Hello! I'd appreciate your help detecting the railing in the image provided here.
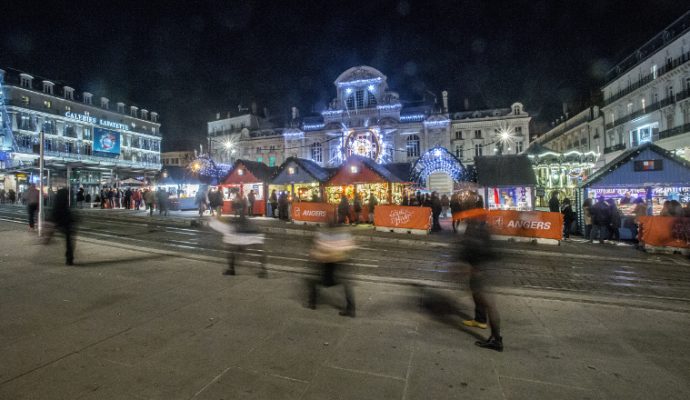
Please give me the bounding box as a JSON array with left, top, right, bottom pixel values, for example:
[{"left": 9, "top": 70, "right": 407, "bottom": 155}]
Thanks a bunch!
[
  {"left": 658, "top": 122, "right": 690, "bottom": 141},
  {"left": 604, "top": 50, "right": 690, "bottom": 106},
  {"left": 603, "top": 143, "right": 626, "bottom": 154},
  {"left": 604, "top": 89, "right": 690, "bottom": 130}
]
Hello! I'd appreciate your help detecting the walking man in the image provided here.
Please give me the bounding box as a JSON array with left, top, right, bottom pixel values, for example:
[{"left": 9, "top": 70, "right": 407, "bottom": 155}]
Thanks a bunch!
[{"left": 26, "top": 183, "right": 40, "bottom": 230}]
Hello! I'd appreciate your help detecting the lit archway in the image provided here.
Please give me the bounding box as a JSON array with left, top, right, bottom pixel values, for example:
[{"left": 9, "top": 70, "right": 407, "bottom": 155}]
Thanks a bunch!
[{"left": 411, "top": 146, "right": 468, "bottom": 192}]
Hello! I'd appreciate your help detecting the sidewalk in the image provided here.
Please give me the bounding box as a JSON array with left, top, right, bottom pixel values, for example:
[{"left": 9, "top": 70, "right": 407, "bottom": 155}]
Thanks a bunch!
[{"left": 0, "top": 222, "right": 688, "bottom": 399}]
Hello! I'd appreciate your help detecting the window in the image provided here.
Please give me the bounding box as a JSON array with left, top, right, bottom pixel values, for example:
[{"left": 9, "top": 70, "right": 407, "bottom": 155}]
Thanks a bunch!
[
  {"left": 151, "top": 112, "right": 158, "bottom": 123},
  {"left": 346, "top": 94, "right": 355, "bottom": 109},
  {"left": 641, "top": 98, "right": 646, "bottom": 111},
  {"left": 64, "top": 87, "right": 74, "bottom": 100},
  {"left": 367, "top": 91, "right": 377, "bottom": 107},
  {"left": 666, "top": 112, "right": 674, "bottom": 129},
  {"left": 455, "top": 130, "right": 463, "bottom": 140},
  {"left": 653, "top": 91, "right": 659, "bottom": 104},
  {"left": 311, "top": 142, "right": 322, "bottom": 163},
  {"left": 455, "top": 145, "right": 463, "bottom": 159},
  {"left": 516, "top": 141, "right": 523, "bottom": 153},
  {"left": 667, "top": 85, "right": 674, "bottom": 99},
  {"left": 514, "top": 126, "right": 523, "bottom": 136},
  {"left": 627, "top": 102, "right": 633, "bottom": 114},
  {"left": 269, "top": 156, "right": 276, "bottom": 167},
  {"left": 64, "top": 124, "right": 76, "bottom": 138},
  {"left": 356, "top": 90, "right": 365, "bottom": 108},
  {"left": 20, "top": 74, "right": 33, "bottom": 88},
  {"left": 101, "top": 98, "right": 109, "bottom": 109},
  {"left": 42, "top": 120, "right": 55, "bottom": 135},
  {"left": 21, "top": 96, "right": 30, "bottom": 106},
  {"left": 117, "top": 103, "right": 125, "bottom": 113},
  {"left": 43, "top": 100, "right": 52, "bottom": 109},
  {"left": 651, "top": 64, "right": 657, "bottom": 79},
  {"left": 474, "top": 129, "right": 482, "bottom": 139},
  {"left": 406, "top": 135, "right": 420, "bottom": 158},
  {"left": 65, "top": 105, "right": 71, "bottom": 112},
  {"left": 475, "top": 144, "right": 483, "bottom": 157},
  {"left": 256, "top": 147, "right": 261, "bottom": 154},
  {"left": 42, "top": 81, "right": 54, "bottom": 95},
  {"left": 130, "top": 106, "right": 138, "bottom": 117},
  {"left": 513, "top": 105, "right": 520, "bottom": 115},
  {"left": 83, "top": 93, "right": 92, "bottom": 105},
  {"left": 141, "top": 109, "right": 148, "bottom": 120}
]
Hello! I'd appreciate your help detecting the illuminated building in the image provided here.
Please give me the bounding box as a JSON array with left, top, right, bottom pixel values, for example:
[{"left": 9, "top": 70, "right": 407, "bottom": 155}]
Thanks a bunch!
[
  {"left": 207, "top": 66, "right": 529, "bottom": 193},
  {"left": 600, "top": 10, "right": 690, "bottom": 163},
  {"left": 0, "top": 68, "right": 161, "bottom": 196}
]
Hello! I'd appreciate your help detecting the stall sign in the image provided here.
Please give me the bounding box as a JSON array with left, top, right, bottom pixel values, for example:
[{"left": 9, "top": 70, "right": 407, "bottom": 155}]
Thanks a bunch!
[
  {"left": 453, "top": 209, "right": 563, "bottom": 240},
  {"left": 634, "top": 160, "right": 663, "bottom": 171},
  {"left": 638, "top": 216, "right": 690, "bottom": 248},
  {"left": 292, "top": 202, "right": 336, "bottom": 224},
  {"left": 374, "top": 205, "right": 431, "bottom": 230}
]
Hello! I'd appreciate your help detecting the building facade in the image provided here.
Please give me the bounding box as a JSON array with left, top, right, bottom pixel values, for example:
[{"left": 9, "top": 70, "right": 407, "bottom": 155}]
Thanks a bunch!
[
  {"left": 600, "top": 11, "right": 690, "bottom": 164},
  {"left": 161, "top": 151, "right": 194, "bottom": 168},
  {"left": 0, "top": 68, "right": 162, "bottom": 196},
  {"left": 207, "top": 66, "right": 530, "bottom": 192}
]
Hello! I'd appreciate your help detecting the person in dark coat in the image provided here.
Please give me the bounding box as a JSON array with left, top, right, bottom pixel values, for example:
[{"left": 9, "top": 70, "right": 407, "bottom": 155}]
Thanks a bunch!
[
  {"left": 76, "top": 187, "right": 85, "bottom": 209},
  {"left": 269, "top": 189, "right": 278, "bottom": 218},
  {"left": 367, "top": 193, "right": 378, "bottom": 223},
  {"left": 590, "top": 197, "right": 611, "bottom": 243},
  {"left": 561, "top": 198, "right": 576, "bottom": 239},
  {"left": 606, "top": 199, "right": 621, "bottom": 241},
  {"left": 278, "top": 192, "right": 289, "bottom": 220},
  {"left": 450, "top": 193, "right": 462, "bottom": 233},
  {"left": 247, "top": 190, "right": 256, "bottom": 217},
  {"left": 430, "top": 191, "right": 442, "bottom": 232},
  {"left": 460, "top": 213, "right": 502, "bottom": 351},
  {"left": 48, "top": 188, "right": 76, "bottom": 265},
  {"left": 548, "top": 192, "right": 560, "bottom": 212},
  {"left": 337, "top": 195, "right": 350, "bottom": 224},
  {"left": 353, "top": 194, "right": 362, "bottom": 225}
]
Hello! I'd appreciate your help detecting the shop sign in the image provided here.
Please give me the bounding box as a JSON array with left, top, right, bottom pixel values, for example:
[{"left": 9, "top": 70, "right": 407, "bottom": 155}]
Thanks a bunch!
[
  {"left": 65, "top": 111, "right": 129, "bottom": 131},
  {"left": 374, "top": 205, "right": 431, "bottom": 230},
  {"left": 639, "top": 216, "right": 690, "bottom": 248},
  {"left": 633, "top": 160, "right": 663, "bottom": 172},
  {"left": 453, "top": 209, "right": 563, "bottom": 240},
  {"left": 291, "top": 202, "right": 336, "bottom": 224}
]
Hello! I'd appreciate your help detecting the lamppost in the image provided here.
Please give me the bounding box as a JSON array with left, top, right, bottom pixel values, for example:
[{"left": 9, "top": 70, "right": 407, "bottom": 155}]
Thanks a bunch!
[
  {"left": 496, "top": 128, "right": 513, "bottom": 156},
  {"left": 38, "top": 129, "right": 45, "bottom": 237}
]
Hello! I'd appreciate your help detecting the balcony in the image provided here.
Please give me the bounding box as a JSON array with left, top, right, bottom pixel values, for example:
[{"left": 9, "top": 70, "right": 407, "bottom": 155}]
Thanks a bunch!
[
  {"left": 658, "top": 122, "right": 690, "bottom": 141},
  {"left": 604, "top": 50, "right": 690, "bottom": 106},
  {"left": 604, "top": 89, "right": 690, "bottom": 130},
  {"left": 604, "top": 143, "right": 626, "bottom": 154},
  {"left": 14, "top": 146, "right": 161, "bottom": 169}
]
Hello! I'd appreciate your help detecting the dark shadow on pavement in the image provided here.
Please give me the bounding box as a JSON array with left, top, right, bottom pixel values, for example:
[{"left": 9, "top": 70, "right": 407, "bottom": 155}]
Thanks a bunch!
[{"left": 416, "top": 286, "right": 485, "bottom": 341}]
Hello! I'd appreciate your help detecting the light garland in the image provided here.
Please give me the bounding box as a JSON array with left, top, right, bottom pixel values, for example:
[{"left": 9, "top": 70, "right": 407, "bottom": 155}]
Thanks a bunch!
[
  {"left": 424, "top": 119, "right": 450, "bottom": 128},
  {"left": 399, "top": 114, "right": 425, "bottom": 122},
  {"left": 302, "top": 123, "right": 325, "bottom": 131},
  {"left": 321, "top": 109, "right": 343, "bottom": 117},
  {"left": 411, "top": 146, "right": 468, "bottom": 186},
  {"left": 336, "top": 77, "right": 383, "bottom": 87},
  {"left": 377, "top": 104, "right": 402, "bottom": 111}
]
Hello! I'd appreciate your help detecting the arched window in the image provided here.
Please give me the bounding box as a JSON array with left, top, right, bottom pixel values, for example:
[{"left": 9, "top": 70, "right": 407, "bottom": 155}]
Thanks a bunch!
[
  {"left": 367, "top": 90, "right": 377, "bottom": 107},
  {"left": 406, "top": 135, "right": 420, "bottom": 158},
  {"left": 311, "top": 142, "right": 322, "bottom": 163}
]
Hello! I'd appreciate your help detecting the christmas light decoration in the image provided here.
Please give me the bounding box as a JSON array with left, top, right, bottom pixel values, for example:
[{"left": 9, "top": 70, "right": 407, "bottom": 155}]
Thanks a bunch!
[
  {"left": 411, "top": 146, "right": 468, "bottom": 187},
  {"left": 399, "top": 114, "right": 425, "bottom": 122},
  {"left": 302, "top": 123, "right": 325, "bottom": 131},
  {"left": 336, "top": 77, "right": 383, "bottom": 87},
  {"left": 423, "top": 119, "right": 450, "bottom": 128},
  {"left": 377, "top": 104, "right": 402, "bottom": 111}
]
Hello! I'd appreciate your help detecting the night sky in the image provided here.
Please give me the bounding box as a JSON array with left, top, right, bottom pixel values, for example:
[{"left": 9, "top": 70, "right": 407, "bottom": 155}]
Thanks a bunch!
[{"left": 2, "top": 0, "right": 688, "bottom": 151}]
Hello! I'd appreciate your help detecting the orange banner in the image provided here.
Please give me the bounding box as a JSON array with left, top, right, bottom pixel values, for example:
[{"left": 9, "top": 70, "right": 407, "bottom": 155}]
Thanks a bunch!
[
  {"left": 639, "top": 216, "right": 690, "bottom": 248},
  {"left": 485, "top": 210, "right": 563, "bottom": 240},
  {"left": 374, "top": 205, "right": 432, "bottom": 230},
  {"left": 291, "top": 202, "right": 337, "bottom": 224}
]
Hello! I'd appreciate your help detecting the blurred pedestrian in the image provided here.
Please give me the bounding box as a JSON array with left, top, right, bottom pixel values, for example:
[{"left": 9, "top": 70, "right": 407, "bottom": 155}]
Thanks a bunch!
[
  {"left": 561, "top": 198, "right": 576, "bottom": 240},
  {"left": 8, "top": 189, "right": 16, "bottom": 204},
  {"left": 460, "top": 213, "right": 502, "bottom": 351},
  {"left": 209, "top": 213, "right": 266, "bottom": 277},
  {"left": 157, "top": 188, "right": 169, "bottom": 216},
  {"left": 367, "top": 192, "right": 378, "bottom": 223},
  {"left": 606, "top": 199, "right": 620, "bottom": 241},
  {"left": 269, "top": 189, "right": 278, "bottom": 218},
  {"left": 46, "top": 188, "right": 76, "bottom": 265},
  {"left": 247, "top": 190, "right": 256, "bottom": 216},
  {"left": 143, "top": 189, "right": 155, "bottom": 216},
  {"left": 441, "top": 194, "right": 450, "bottom": 218},
  {"left": 590, "top": 197, "right": 611, "bottom": 244},
  {"left": 76, "top": 187, "right": 85, "bottom": 209},
  {"left": 549, "top": 191, "right": 560, "bottom": 212},
  {"left": 26, "top": 183, "right": 40, "bottom": 230},
  {"left": 582, "top": 198, "right": 593, "bottom": 240},
  {"left": 431, "top": 191, "right": 442, "bottom": 232},
  {"left": 353, "top": 193, "right": 362, "bottom": 225},
  {"left": 450, "top": 193, "right": 462, "bottom": 233},
  {"left": 337, "top": 195, "right": 350, "bottom": 224},
  {"left": 278, "top": 191, "right": 289, "bottom": 220},
  {"left": 196, "top": 186, "right": 208, "bottom": 217},
  {"left": 307, "top": 223, "right": 356, "bottom": 317}
]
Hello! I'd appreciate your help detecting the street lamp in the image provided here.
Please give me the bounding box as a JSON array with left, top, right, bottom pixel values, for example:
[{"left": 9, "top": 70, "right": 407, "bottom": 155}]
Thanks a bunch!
[{"left": 497, "top": 128, "right": 513, "bottom": 156}]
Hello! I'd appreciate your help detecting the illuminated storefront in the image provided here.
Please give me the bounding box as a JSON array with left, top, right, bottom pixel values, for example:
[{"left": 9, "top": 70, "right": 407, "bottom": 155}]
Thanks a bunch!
[
  {"left": 325, "top": 156, "right": 407, "bottom": 206},
  {"left": 221, "top": 160, "right": 277, "bottom": 215},
  {"left": 528, "top": 148, "right": 599, "bottom": 208},
  {"left": 476, "top": 155, "right": 537, "bottom": 211},
  {"left": 269, "top": 157, "right": 331, "bottom": 203}
]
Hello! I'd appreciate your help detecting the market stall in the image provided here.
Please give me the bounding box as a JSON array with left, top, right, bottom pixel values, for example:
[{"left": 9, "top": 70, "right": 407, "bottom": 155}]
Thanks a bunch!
[
  {"left": 475, "top": 155, "right": 537, "bottom": 211},
  {"left": 220, "top": 160, "right": 277, "bottom": 216},
  {"left": 526, "top": 143, "right": 599, "bottom": 209},
  {"left": 579, "top": 143, "right": 690, "bottom": 239},
  {"left": 270, "top": 157, "right": 331, "bottom": 201},
  {"left": 325, "top": 156, "right": 406, "bottom": 223}
]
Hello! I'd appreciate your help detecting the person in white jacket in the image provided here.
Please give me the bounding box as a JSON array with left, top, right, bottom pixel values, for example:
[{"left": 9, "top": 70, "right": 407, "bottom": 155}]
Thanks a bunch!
[{"left": 209, "top": 215, "right": 266, "bottom": 277}]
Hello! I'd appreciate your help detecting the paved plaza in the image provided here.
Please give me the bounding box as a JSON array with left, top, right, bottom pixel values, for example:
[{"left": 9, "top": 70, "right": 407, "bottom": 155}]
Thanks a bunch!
[{"left": 0, "top": 221, "right": 689, "bottom": 399}]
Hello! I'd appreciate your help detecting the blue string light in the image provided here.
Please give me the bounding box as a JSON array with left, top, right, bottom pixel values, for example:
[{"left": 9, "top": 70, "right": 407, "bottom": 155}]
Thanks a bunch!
[{"left": 411, "top": 146, "right": 468, "bottom": 187}]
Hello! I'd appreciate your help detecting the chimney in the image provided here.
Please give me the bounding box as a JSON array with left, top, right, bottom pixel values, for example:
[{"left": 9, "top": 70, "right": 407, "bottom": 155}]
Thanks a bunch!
[
  {"left": 442, "top": 90, "right": 449, "bottom": 113},
  {"left": 291, "top": 107, "right": 299, "bottom": 120},
  {"left": 464, "top": 97, "right": 469, "bottom": 110}
]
